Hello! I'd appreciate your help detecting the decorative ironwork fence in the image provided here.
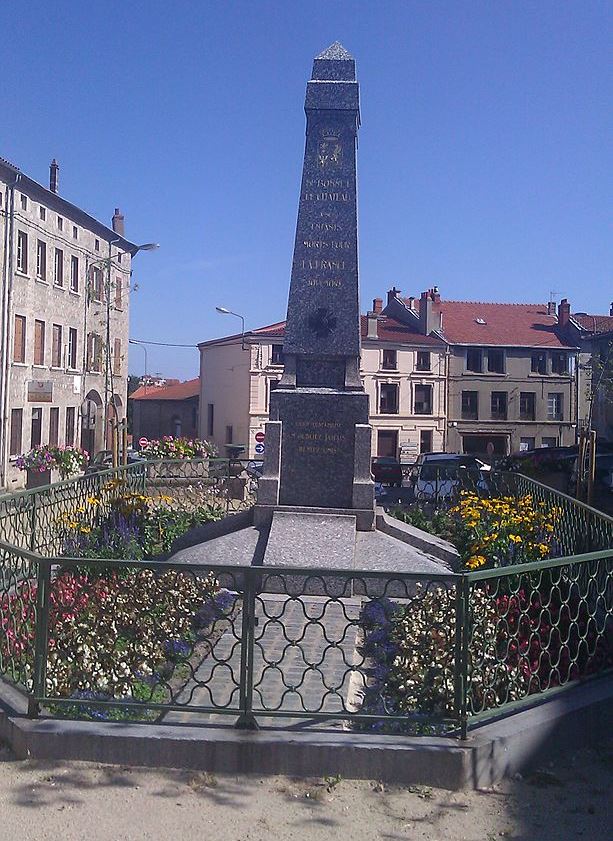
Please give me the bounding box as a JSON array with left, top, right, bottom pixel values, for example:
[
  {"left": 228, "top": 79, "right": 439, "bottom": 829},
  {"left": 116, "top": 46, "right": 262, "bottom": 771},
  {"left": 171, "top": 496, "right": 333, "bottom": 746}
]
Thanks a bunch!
[
  {"left": 0, "top": 462, "right": 611, "bottom": 737},
  {"left": 0, "top": 458, "right": 259, "bottom": 556}
]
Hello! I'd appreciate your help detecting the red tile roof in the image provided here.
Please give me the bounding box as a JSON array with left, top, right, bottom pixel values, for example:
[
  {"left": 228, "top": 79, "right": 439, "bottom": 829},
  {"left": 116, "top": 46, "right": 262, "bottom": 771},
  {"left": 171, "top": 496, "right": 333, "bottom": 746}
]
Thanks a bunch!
[
  {"left": 573, "top": 313, "right": 613, "bottom": 334},
  {"left": 435, "top": 301, "right": 575, "bottom": 348},
  {"left": 360, "top": 315, "right": 444, "bottom": 345},
  {"left": 131, "top": 377, "right": 200, "bottom": 401},
  {"left": 225, "top": 317, "right": 442, "bottom": 346}
]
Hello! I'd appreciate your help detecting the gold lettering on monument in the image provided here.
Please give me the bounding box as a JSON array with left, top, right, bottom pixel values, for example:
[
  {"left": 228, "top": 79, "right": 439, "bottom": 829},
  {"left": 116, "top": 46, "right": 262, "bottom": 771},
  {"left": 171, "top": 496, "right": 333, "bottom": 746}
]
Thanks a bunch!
[
  {"left": 301, "top": 191, "right": 351, "bottom": 203},
  {"left": 291, "top": 419, "right": 346, "bottom": 456},
  {"left": 309, "top": 222, "right": 343, "bottom": 232},
  {"left": 302, "top": 239, "right": 353, "bottom": 250},
  {"left": 300, "top": 259, "right": 345, "bottom": 271},
  {"left": 306, "top": 278, "right": 342, "bottom": 288}
]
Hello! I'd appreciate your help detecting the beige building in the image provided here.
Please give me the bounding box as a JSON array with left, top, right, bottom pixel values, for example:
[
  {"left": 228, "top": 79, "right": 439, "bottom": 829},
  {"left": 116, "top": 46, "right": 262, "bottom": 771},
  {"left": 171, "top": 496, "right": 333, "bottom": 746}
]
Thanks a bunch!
[
  {"left": 199, "top": 287, "right": 596, "bottom": 463},
  {"left": 198, "top": 304, "right": 447, "bottom": 461},
  {"left": 382, "top": 288, "right": 582, "bottom": 457},
  {"left": 0, "top": 156, "right": 140, "bottom": 490}
]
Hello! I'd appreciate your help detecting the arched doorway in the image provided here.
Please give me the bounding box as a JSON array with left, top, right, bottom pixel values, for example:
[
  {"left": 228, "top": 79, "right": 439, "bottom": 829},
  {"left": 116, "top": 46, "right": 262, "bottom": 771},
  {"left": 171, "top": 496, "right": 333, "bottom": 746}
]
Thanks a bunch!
[
  {"left": 172, "top": 415, "right": 182, "bottom": 438},
  {"left": 81, "top": 390, "right": 103, "bottom": 457}
]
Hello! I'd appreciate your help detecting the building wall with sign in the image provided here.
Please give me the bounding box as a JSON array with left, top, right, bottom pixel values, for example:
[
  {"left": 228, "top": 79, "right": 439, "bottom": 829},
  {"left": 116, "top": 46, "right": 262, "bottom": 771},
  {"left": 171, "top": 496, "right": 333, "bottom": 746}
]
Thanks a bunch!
[{"left": 0, "top": 159, "right": 135, "bottom": 490}]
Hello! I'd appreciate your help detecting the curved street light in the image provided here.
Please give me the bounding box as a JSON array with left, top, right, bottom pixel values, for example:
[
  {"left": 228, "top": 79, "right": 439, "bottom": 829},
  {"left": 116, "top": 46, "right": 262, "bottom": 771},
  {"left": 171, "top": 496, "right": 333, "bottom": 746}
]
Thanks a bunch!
[{"left": 216, "top": 306, "right": 246, "bottom": 351}]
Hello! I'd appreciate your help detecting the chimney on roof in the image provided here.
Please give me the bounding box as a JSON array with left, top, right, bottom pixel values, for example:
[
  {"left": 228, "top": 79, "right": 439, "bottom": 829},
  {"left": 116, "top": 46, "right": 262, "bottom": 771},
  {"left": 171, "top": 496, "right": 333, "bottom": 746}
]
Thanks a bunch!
[
  {"left": 372, "top": 297, "right": 383, "bottom": 314},
  {"left": 419, "top": 291, "right": 434, "bottom": 335},
  {"left": 49, "top": 159, "right": 59, "bottom": 194},
  {"left": 112, "top": 207, "right": 125, "bottom": 236},
  {"left": 610, "top": 302, "right": 613, "bottom": 317},
  {"left": 387, "top": 287, "right": 400, "bottom": 307},
  {"left": 558, "top": 298, "right": 571, "bottom": 327},
  {"left": 366, "top": 311, "right": 378, "bottom": 339},
  {"left": 404, "top": 296, "right": 416, "bottom": 311},
  {"left": 431, "top": 286, "right": 441, "bottom": 304},
  {"left": 547, "top": 301, "right": 556, "bottom": 316}
]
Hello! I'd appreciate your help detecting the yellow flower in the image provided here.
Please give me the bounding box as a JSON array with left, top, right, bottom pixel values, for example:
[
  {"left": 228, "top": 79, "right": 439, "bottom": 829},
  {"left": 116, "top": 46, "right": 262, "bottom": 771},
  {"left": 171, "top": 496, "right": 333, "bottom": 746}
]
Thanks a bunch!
[
  {"left": 509, "top": 534, "right": 522, "bottom": 544},
  {"left": 466, "top": 555, "right": 487, "bottom": 570}
]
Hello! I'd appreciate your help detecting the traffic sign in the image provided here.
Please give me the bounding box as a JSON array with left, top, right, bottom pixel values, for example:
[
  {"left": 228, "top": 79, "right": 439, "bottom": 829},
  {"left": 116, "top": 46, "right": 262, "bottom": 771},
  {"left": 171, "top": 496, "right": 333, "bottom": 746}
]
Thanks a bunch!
[
  {"left": 254, "top": 443, "right": 265, "bottom": 455},
  {"left": 138, "top": 437, "right": 149, "bottom": 448},
  {"left": 255, "top": 431, "right": 265, "bottom": 443}
]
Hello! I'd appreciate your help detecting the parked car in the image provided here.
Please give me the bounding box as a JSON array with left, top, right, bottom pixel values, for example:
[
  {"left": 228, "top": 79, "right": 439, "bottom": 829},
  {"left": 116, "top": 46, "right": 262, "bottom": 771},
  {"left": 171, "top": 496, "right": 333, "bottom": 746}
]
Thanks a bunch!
[
  {"left": 409, "top": 453, "right": 491, "bottom": 501},
  {"left": 85, "top": 450, "right": 145, "bottom": 475},
  {"left": 371, "top": 456, "right": 403, "bottom": 487}
]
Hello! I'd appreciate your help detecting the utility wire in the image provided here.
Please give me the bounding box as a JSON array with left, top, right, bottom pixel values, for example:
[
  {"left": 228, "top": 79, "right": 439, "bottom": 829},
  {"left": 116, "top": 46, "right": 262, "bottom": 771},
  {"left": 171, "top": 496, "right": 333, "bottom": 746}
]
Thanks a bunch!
[{"left": 130, "top": 339, "right": 198, "bottom": 347}]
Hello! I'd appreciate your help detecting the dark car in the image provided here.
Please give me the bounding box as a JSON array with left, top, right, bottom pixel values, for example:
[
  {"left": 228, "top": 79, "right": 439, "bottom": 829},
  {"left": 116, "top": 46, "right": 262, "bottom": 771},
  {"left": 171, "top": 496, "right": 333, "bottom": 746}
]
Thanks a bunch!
[
  {"left": 371, "top": 456, "right": 403, "bottom": 487},
  {"left": 85, "top": 450, "right": 145, "bottom": 475}
]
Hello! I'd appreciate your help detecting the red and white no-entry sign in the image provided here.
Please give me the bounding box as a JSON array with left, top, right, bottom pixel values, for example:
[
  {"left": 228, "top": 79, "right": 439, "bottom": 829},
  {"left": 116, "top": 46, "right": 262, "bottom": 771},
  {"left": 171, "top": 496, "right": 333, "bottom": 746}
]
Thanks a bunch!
[
  {"left": 255, "top": 431, "right": 265, "bottom": 443},
  {"left": 138, "top": 437, "right": 149, "bottom": 448}
]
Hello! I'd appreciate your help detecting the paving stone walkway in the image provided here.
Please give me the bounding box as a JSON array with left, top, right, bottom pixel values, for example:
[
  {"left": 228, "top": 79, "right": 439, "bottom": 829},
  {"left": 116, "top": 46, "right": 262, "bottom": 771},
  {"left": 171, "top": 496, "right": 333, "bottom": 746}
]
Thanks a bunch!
[{"left": 163, "top": 594, "right": 363, "bottom": 728}]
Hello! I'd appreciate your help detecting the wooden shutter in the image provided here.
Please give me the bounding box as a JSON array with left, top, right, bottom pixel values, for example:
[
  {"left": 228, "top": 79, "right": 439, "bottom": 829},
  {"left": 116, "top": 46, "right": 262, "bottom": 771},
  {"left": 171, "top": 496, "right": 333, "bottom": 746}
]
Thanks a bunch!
[
  {"left": 49, "top": 407, "right": 59, "bottom": 446},
  {"left": 34, "top": 320, "right": 44, "bottom": 365},
  {"left": 113, "top": 338, "right": 121, "bottom": 374},
  {"left": 14, "top": 315, "right": 25, "bottom": 363},
  {"left": 9, "top": 409, "right": 23, "bottom": 455},
  {"left": 52, "top": 324, "right": 62, "bottom": 368}
]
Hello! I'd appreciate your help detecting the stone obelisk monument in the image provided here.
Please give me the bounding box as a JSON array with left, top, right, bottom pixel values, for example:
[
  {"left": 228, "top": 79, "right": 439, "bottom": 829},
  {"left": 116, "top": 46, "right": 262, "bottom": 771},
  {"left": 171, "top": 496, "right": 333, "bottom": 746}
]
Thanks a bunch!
[{"left": 257, "top": 43, "right": 374, "bottom": 528}]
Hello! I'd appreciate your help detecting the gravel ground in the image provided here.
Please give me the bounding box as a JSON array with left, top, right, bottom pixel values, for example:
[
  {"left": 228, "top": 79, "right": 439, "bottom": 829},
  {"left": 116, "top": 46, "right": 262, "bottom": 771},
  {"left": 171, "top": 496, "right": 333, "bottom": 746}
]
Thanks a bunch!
[{"left": 0, "top": 739, "right": 611, "bottom": 840}]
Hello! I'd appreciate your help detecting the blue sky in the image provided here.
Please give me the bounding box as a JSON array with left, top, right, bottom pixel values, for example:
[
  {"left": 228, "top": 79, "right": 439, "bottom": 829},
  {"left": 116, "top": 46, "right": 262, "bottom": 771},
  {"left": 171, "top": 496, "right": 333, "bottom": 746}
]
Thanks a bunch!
[{"left": 3, "top": 1, "right": 611, "bottom": 379}]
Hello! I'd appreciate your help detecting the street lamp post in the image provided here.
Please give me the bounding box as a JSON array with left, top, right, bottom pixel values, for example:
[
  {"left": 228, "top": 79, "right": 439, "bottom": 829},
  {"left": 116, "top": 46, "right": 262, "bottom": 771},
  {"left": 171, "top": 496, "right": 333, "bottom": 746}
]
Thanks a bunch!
[
  {"left": 129, "top": 340, "right": 148, "bottom": 391},
  {"left": 216, "top": 306, "right": 246, "bottom": 351}
]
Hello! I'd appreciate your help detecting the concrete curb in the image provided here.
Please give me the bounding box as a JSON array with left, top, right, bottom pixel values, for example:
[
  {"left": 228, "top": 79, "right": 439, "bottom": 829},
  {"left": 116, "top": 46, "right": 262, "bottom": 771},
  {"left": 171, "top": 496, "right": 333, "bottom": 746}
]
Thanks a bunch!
[{"left": 1, "top": 677, "right": 610, "bottom": 790}]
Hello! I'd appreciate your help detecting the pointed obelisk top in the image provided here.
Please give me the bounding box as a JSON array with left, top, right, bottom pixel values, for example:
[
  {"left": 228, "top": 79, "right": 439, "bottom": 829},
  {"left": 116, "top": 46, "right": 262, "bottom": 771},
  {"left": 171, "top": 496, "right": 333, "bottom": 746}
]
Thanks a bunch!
[
  {"left": 312, "top": 41, "right": 356, "bottom": 82},
  {"left": 315, "top": 41, "right": 354, "bottom": 61}
]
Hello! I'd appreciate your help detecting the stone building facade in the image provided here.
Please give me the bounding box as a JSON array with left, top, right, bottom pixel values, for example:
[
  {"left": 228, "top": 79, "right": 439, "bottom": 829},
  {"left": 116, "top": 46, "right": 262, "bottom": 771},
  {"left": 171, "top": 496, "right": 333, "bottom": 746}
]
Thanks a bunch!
[
  {"left": 559, "top": 301, "right": 613, "bottom": 443},
  {"left": 383, "top": 288, "right": 582, "bottom": 457},
  {"left": 131, "top": 378, "right": 200, "bottom": 443},
  {"left": 0, "top": 156, "right": 138, "bottom": 490},
  {"left": 199, "top": 288, "right": 602, "bottom": 463}
]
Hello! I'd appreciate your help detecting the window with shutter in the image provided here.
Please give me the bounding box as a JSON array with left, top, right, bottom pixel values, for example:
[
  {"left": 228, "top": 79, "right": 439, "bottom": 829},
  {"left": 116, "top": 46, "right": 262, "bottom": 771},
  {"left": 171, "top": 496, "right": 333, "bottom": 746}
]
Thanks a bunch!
[
  {"left": 68, "top": 328, "right": 78, "bottom": 370},
  {"left": 9, "top": 409, "right": 23, "bottom": 456},
  {"left": 52, "top": 324, "right": 62, "bottom": 368},
  {"left": 113, "top": 338, "right": 121, "bottom": 375},
  {"left": 17, "top": 231, "right": 28, "bottom": 273},
  {"left": 65, "top": 407, "right": 76, "bottom": 446},
  {"left": 54, "top": 248, "right": 64, "bottom": 286},
  {"left": 34, "top": 320, "right": 45, "bottom": 365},
  {"left": 49, "top": 407, "right": 59, "bottom": 446},
  {"left": 14, "top": 315, "right": 26, "bottom": 363}
]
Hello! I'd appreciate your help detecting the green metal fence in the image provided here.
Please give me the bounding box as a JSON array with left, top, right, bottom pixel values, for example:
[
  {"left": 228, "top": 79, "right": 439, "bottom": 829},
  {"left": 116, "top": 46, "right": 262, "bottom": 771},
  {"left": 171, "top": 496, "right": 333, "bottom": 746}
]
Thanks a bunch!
[
  {"left": 0, "top": 458, "right": 258, "bottom": 556},
  {"left": 0, "top": 463, "right": 611, "bottom": 735}
]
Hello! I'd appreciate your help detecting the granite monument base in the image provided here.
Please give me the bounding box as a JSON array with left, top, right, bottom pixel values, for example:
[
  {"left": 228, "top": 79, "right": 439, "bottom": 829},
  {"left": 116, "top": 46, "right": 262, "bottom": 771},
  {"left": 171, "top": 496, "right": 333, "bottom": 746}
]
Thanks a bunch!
[{"left": 269, "top": 388, "right": 370, "bottom": 510}]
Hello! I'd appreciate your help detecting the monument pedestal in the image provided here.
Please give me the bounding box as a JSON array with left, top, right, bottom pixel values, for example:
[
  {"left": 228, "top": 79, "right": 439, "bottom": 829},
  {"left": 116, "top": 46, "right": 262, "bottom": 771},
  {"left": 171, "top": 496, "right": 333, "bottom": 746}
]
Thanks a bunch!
[{"left": 255, "top": 389, "right": 375, "bottom": 530}]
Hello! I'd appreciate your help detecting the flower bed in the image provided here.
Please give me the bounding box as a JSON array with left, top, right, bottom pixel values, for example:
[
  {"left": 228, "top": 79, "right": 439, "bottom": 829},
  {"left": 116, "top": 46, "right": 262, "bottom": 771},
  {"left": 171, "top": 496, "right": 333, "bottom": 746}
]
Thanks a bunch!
[
  {"left": 393, "top": 491, "right": 558, "bottom": 571},
  {"left": 60, "top": 479, "right": 225, "bottom": 560},
  {"left": 140, "top": 436, "right": 215, "bottom": 460},
  {"left": 0, "top": 566, "right": 236, "bottom": 719},
  {"left": 0, "top": 481, "right": 235, "bottom": 719},
  {"left": 358, "top": 577, "right": 611, "bottom": 731}
]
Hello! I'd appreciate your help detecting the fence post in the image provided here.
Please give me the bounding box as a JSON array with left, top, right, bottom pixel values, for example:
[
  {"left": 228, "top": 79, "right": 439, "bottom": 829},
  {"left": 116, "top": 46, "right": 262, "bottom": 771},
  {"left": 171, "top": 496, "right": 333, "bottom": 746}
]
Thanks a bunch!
[
  {"left": 236, "top": 569, "right": 259, "bottom": 729},
  {"left": 29, "top": 558, "right": 51, "bottom": 718},
  {"left": 454, "top": 574, "right": 469, "bottom": 739},
  {"left": 29, "top": 494, "right": 38, "bottom": 553}
]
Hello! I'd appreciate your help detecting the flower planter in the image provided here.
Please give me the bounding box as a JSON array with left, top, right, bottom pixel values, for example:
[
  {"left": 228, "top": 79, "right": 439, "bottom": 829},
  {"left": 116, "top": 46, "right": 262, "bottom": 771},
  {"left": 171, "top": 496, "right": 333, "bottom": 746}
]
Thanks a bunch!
[{"left": 26, "top": 468, "right": 52, "bottom": 490}]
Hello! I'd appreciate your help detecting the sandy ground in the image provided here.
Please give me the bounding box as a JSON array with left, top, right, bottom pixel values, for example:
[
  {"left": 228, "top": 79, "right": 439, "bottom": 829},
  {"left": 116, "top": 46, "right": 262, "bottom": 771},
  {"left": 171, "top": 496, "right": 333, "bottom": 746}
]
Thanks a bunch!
[{"left": 0, "top": 739, "right": 611, "bottom": 841}]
